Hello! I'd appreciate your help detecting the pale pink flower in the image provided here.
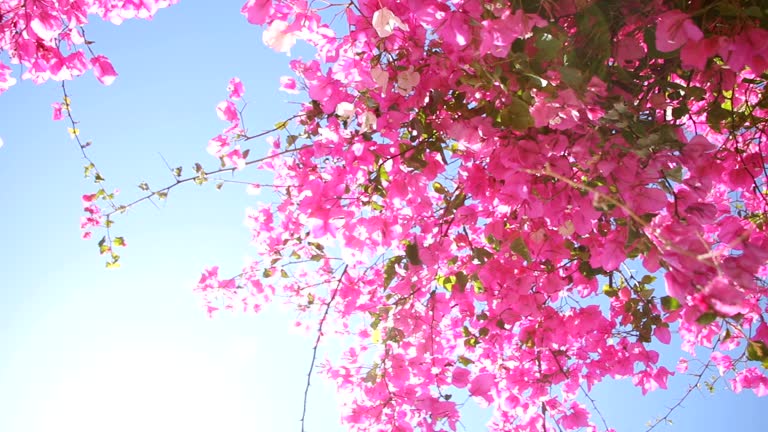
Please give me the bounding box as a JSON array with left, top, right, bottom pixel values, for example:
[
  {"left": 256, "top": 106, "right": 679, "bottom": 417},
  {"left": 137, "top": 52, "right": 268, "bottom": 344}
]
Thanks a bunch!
[
  {"left": 359, "top": 111, "right": 377, "bottom": 132},
  {"left": 371, "top": 8, "right": 409, "bottom": 38},
  {"left": 396, "top": 67, "right": 420, "bottom": 95},
  {"left": 263, "top": 20, "right": 297, "bottom": 54},
  {"left": 335, "top": 101, "right": 354, "bottom": 119}
]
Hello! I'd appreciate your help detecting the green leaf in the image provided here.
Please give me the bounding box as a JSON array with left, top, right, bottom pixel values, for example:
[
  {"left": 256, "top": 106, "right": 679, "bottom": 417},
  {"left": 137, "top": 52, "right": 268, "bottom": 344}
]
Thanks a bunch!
[
  {"left": 534, "top": 30, "right": 563, "bottom": 63},
  {"left": 84, "top": 163, "right": 95, "bottom": 178},
  {"left": 457, "top": 355, "right": 474, "bottom": 366},
  {"left": 660, "top": 296, "right": 681, "bottom": 312},
  {"left": 462, "top": 326, "right": 472, "bottom": 337},
  {"left": 363, "top": 363, "right": 379, "bottom": 384},
  {"left": 370, "top": 312, "right": 381, "bottom": 330},
  {"left": 742, "top": 77, "right": 764, "bottom": 85},
  {"left": 307, "top": 293, "right": 315, "bottom": 306},
  {"left": 603, "top": 284, "right": 619, "bottom": 298},
  {"left": 405, "top": 241, "right": 423, "bottom": 266},
  {"left": 262, "top": 268, "right": 274, "bottom": 278},
  {"left": 464, "top": 336, "right": 479, "bottom": 347},
  {"left": 707, "top": 104, "right": 730, "bottom": 131},
  {"left": 308, "top": 242, "right": 325, "bottom": 252},
  {"left": 494, "top": 97, "right": 533, "bottom": 131},
  {"left": 173, "top": 167, "right": 182, "bottom": 177},
  {"left": 437, "top": 274, "right": 456, "bottom": 292},
  {"left": 112, "top": 237, "right": 126, "bottom": 247},
  {"left": 383, "top": 256, "right": 402, "bottom": 288},
  {"left": 385, "top": 327, "right": 405, "bottom": 343},
  {"left": 138, "top": 182, "right": 150, "bottom": 191},
  {"left": 274, "top": 120, "right": 289, "bottom": 130},
  {"left": 432, "top": 182, "right": 447, "bottom": 195},
  {"left": 745, "top": 5, "right": 763, "bottom": 17},
  {"left": 510, "top": 237, "right": 532, "bottom": 263},
  {"left": 404, "top": 149, "right": 429, "bottom": 171},
  {"left": 377, "top": 164, "right": 390, "bottom": 182},
  {"left": 696, "top": 311, "right": 718, "bottom": 326},
  {"left": 560, "top": 66, "right": 584, "bottom": 89},
  {"left": 473, "top": 279, "right": 485, "bottom": 294},
  {"left": 97, "top": 236, "right": 110, "bottom": 255},
  {"left": 638, "top": 288, "right": 655, "bottom": 300},
  {"left": 664, "top": 166, "right": 683, "bottom": 184},
  {"left": 747, "top": 340, "right": 768, "bottom": 362},
  {"left": 455, "top": 271, "right": 468, "bottom": 291}
]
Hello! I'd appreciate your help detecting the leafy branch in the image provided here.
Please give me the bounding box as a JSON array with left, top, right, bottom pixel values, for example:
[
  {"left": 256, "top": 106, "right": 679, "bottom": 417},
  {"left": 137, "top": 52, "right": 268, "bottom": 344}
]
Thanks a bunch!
[{"left": 103, "top": 143, "right": 311, "bottom": 218}]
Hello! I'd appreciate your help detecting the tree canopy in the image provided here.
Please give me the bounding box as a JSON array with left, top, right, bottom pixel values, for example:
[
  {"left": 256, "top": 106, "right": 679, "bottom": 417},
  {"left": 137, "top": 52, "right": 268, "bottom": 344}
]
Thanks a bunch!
[{"left": 2, "top": 0, "right": 768, "bottom": 431}]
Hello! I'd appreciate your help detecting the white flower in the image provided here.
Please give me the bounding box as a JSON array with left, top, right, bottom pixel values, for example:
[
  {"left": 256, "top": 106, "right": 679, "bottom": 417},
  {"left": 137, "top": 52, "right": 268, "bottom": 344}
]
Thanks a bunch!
[
  {"left": 335, "top": 102, "right": 355, "bottom": 119},
  {"left": 263, "top": 20, "right": 297, "bottom": 54},
  {"left": 372, "top": 7, "right": 409, "bottom": 38}
]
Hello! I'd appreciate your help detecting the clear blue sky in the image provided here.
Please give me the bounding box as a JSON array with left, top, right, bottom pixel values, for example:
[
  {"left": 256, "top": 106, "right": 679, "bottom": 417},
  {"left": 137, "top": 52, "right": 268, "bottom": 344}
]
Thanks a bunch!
[{"left": 0, "top": 2, "right": 764, "bottom": 431}]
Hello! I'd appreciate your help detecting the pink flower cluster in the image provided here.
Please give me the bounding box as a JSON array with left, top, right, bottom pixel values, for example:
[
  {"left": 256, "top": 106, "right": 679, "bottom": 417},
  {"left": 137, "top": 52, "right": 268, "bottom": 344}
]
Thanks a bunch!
[
  {"left": 197, "top": 2, "right": 768, "bottom": 430},
  {"left": 208, "top": 78, "right": 247, "bottom": 170},
  {"left": 189, "top": 1, "right": 768, "bottom": 430},
  {"left": 0, "top": 0, "right": 177, "bottom": 93}
]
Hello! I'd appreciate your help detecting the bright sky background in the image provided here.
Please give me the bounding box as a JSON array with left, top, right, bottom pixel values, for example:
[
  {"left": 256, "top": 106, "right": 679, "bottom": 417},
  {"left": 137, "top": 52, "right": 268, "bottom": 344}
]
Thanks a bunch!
[{"left": 0, "top": 2, "right": 765, "bottom": 431}]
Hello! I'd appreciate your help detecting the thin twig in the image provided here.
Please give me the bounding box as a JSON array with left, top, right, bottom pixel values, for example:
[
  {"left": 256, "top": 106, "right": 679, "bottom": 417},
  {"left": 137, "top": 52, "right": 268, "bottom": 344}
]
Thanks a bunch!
[
  {"left": 104, "top": 145, "right": 311, "bottom": 217},
  {"left": 645, "top": 361, "right": 715, "bottom": 432},
  {"left": 301, "top": 265, "right": 348, "bottom": 432}
]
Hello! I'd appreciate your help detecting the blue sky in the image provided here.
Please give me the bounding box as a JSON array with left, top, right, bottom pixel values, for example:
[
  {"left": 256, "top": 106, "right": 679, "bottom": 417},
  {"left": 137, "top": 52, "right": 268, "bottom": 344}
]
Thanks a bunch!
[{"left": 0, "top": 2, "right": 765, "bottom": 431}]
